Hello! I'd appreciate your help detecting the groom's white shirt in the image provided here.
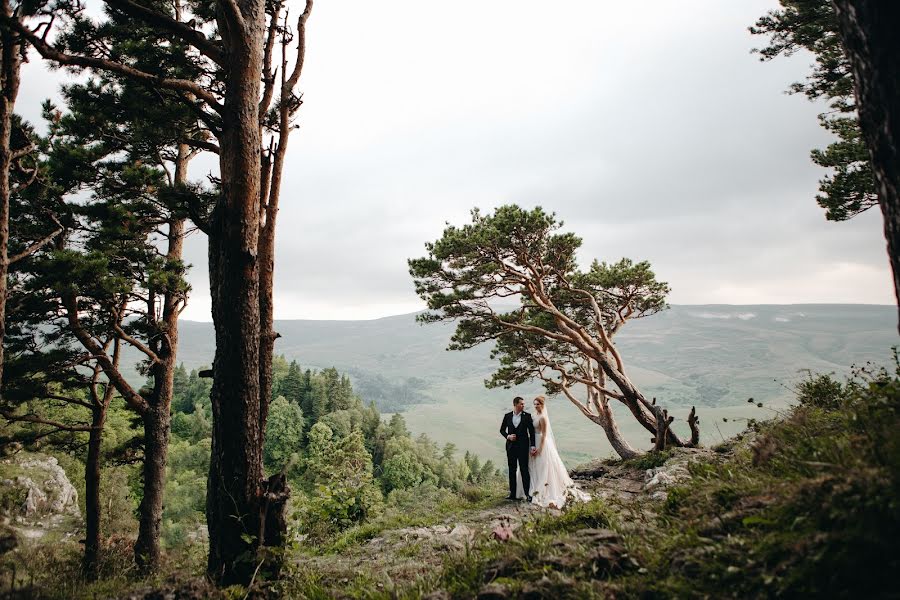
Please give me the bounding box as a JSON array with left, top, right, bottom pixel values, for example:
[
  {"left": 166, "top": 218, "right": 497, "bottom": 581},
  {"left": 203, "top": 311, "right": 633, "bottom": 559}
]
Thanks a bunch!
[{"left": 512, "top": 412, "right": 522, "bottom": 428}]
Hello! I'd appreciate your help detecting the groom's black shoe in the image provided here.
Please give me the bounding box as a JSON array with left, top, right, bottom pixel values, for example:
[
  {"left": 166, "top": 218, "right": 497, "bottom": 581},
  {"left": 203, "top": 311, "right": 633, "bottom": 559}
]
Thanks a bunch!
[
  {"left": 505, "top": 495, "right": 517, "bottom": 501},
  {"left": 524, "top": 495, "right": 533, "bottom": 502}
]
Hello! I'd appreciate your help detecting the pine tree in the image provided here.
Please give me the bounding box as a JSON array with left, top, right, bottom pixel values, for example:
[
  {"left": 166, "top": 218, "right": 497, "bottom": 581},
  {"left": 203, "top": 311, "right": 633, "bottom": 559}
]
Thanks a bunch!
[
  {"left": 9, "top": 0, "right": 315, "bottom": 584},
  {"left": 279, "top": 360, "right": 304, "bottom": 405}
]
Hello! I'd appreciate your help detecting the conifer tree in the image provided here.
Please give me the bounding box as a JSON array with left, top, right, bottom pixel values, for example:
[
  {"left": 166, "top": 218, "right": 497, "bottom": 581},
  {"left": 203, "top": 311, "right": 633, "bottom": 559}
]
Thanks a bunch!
[
  {"left": 752, "top": 0, "right": 876, "bottom": 221},
  {"left": 279, "top": 360, "right": 304, "bottom": 404},
  {"left": 7, "top": 0, "right": 315, "bottom": 583},
  {"left": 410, "top": 205, "right": 700, "bottom": 459},
  {"left": 0, "top": 1, "right": 63, "bottom": 390}
]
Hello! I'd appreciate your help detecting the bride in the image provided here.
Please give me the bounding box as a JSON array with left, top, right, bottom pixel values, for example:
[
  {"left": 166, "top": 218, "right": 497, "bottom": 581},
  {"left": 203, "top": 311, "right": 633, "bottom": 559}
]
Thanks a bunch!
[{"left": 517, "top": 396, "right": 591, "bottom": 508}]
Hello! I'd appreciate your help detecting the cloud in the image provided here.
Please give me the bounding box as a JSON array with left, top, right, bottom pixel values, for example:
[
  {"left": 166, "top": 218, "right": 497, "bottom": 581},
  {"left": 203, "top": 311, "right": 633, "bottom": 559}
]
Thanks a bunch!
[{"left": 15, "top": 0, "right": 896, "bottom": 321}]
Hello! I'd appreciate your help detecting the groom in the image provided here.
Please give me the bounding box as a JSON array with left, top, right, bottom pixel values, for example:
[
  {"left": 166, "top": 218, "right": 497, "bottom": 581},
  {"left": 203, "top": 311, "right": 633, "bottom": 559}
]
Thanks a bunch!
[{"left": 499, "top": 396, "right": 535, "bottom": 501}]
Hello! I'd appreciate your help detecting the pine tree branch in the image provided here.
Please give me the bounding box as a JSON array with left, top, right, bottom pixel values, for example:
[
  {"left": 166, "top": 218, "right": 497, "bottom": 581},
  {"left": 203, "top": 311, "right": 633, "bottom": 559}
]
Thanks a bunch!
[
  {"left": 0, "top": 409, "right": 93, "bottom": 432},
  {"left": 61, "top": 292, "right": 150, "bottom": 415},
  {"left": 10, "top": 143, "right": 34, "bottom": 160},
  {"left": 180, "top": 137, "right": 220, "bottom": 154},
  {"left": 112, "top": 322, "right": 159, "bottom": 364},
  {"left": 104, "top": 0, "right": 225, "bottom": 65},
  {"left": 9, "top": 18, "right": 222, "bottom": 110},
  {"left": 8, "top": 216, "right": 64, "bottom": 265},
  {"left": 10, "top": 164, "right": 39, "bottom": 194},
  {"left": 46, "top": 394, "right": 95, "bottom": 411}
]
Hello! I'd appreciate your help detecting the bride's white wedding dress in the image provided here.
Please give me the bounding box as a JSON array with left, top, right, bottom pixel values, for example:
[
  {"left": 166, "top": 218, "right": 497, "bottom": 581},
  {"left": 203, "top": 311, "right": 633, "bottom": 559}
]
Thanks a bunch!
[{"left": 516, "top": 411, "right": 591, "bottom": 508}]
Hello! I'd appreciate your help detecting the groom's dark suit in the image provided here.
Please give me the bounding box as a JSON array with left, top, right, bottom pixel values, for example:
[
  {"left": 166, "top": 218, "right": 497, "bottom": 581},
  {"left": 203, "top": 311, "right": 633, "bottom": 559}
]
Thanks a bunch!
[{"left": 500, "top": 410, "right": 536, "bottom": 498}]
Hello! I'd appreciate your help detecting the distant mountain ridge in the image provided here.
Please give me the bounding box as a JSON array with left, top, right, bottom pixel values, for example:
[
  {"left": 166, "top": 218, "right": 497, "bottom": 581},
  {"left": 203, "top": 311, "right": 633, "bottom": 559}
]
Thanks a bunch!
[{"left": 125, "top": 304, "right": 897, "bottom": 462}]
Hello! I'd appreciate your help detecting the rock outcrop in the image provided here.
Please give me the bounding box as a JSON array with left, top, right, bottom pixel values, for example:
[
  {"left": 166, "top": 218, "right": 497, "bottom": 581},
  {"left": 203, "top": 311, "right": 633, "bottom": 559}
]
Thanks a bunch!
[{"left": 0, "top": 455, "right": 81, "bottom": 522}]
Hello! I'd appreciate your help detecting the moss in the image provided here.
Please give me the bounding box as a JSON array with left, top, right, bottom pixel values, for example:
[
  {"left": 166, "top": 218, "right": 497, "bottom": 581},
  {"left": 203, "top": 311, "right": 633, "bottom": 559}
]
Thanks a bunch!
[
  {"left": 532, "top": 498, "right": 613, "bottom": 534},
  {"left": 623, "top": 449, "right": 673, "bottom": 471}
]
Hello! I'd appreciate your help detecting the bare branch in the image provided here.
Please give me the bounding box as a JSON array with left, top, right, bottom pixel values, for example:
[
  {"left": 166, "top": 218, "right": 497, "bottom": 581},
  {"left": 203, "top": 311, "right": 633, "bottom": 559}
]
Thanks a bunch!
[
  {"left": 258, "top": 1, "right": 282, "bottom": 122},
  {"left": 113, "top": 322, "right": 160, "bottom": 364},
  {"left": 180, "top": 137, "right": 220, "bottom": 154},
  {"left": 284, "top": 0, "right": 312, "bottom": 93}
]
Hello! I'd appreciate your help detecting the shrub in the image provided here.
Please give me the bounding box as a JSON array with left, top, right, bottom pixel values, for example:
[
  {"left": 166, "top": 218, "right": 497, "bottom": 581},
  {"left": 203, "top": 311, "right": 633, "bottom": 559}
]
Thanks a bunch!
[{"left": 796, "top": 373, "right": 843, "bottom": 410}]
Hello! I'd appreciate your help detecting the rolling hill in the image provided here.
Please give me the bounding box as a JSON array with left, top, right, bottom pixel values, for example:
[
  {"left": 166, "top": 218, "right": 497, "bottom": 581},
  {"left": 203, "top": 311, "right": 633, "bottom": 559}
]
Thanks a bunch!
[{"left": 128, "top": 304, "right": 897, "bottom": 464}]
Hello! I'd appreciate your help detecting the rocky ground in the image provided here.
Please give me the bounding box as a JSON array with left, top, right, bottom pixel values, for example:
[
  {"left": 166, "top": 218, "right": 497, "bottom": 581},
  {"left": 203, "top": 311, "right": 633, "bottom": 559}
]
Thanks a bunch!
[
  {"left": 0, "top": 454, "right": 82, "bottom": 551},
  {"left": 289, "top": 446, "right": 722, "bottom": 597}
]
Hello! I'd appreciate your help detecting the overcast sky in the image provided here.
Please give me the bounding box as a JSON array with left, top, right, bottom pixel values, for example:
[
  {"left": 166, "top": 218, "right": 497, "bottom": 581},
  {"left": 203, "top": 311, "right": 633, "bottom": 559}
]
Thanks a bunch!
[{"left": 17, "top": 0, "right": 896, "bottom": 320}]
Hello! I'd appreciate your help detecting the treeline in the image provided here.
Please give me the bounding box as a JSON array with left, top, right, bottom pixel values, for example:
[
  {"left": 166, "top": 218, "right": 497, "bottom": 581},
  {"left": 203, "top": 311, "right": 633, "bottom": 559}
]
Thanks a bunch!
[{"left": 164, "top": 358, "right": 500, "bottom": 545}]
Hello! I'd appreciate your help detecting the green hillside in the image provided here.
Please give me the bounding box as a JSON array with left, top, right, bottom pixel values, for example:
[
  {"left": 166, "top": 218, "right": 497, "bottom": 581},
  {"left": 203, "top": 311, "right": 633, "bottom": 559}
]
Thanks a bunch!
[{"left": 134, "top": 305, "right": 896, "bottom": 464}]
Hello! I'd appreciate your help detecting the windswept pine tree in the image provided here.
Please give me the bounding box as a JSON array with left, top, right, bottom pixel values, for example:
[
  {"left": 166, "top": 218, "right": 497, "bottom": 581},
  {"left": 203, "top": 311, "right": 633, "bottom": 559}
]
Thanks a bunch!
[{"left": 409, "top": 205, "right": 700, "bottom": 459}]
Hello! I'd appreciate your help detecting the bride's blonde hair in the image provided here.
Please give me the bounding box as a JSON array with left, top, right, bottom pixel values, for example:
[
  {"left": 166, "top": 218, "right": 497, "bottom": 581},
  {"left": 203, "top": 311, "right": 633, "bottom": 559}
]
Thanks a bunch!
[{"left": 534, "top": 395, "right": 545, "bottom": 409}]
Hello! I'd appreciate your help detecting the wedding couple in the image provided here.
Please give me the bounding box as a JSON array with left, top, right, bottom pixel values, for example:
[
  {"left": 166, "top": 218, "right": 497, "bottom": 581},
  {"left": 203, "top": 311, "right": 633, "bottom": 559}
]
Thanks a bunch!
[{"left": 499, "top": 395, "right": 591, "bottom": 508}]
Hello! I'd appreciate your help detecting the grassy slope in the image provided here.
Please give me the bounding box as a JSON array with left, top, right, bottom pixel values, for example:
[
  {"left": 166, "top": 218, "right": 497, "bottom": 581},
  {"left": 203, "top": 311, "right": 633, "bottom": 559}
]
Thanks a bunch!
[
  {"left": 427, "top": 368, "right": 900, "bottom": 599},
  {"left": 3, "top": 361, "right": 898, "bottom": 599},
  {"left": 280, "top": 365, "right": 900, "bottom": 599}
]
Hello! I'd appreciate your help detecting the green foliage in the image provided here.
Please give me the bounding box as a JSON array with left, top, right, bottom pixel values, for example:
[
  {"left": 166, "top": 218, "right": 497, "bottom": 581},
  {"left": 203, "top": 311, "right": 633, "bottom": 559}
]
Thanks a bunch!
[
  {"left": 531, "top": 498, "right": 613, "bottom": 534},
  {"left": 409, "top": 204, "right": 667, "bottom": 401},
  {"left": 0, "top": 485, "right": 28, "bottom": 515},
  {"left": 751, "top": 0, "right": 877, "bottom": 221},
  {"left": 381, "top": 436, "right": 429, "bottom": 492},
  {"left": 276, "top": 360, "right": 304, "bottom": 404},
  {"left": 162, "top": 438, "right": 210, "bottom": 547},
  {"left": 264, "top": 396, "right": 304, "bottom": 472},
  {"left": 296, "top": 424, "right": 382, "bottom": 537},
  {"left": 98, "top": 466, "right": 139, "bottom": 538},
  {"left": 796, "top": 372, "right": 844, "bottom": 410},
  {"left": 171, "top": 366, "right": 212, "bottom": 416}
]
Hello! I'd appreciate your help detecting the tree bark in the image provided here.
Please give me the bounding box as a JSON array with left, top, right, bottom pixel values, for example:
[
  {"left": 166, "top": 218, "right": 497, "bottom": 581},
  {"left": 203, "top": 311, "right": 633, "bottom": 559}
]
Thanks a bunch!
[
  {"left": 0, "top": 0, "right": 21, "bottom": 393},
  {"left": 593, "top": 398, "right": 639, "bottom": 460},
  {"left": 82, "top": 406, "right": 106, "bottom": 580},
  {"left": 134, "top": 147, "right": 187, "bottom": 574},
  {"left": 134, "top": 402, "right": 169, "bottom": 572},
  {"left": 593, "top": 351, "right": 687, "bottom": 447},
  {"left": 206, "top": 0, "right": 268, "bottom": 585},
  {"left": 831, "top": 1, "right": 900, "bottom": 331}
]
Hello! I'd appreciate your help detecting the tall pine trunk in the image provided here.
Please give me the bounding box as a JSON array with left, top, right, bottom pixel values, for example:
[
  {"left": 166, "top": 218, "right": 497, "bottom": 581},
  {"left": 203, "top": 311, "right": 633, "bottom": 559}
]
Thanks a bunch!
[
  {"left": 832, "top": 1, "right": 900, "bottom": 331},
  {"left": 206, "top": 1, "right": 267, "bottom": 584},
  {"left": 82, "top": 406, "right": 106, "bottom": 580},
  {"left": 135, "top": 403, "right": 170, "bottom": 572},
  {"left": 0, "top": 0, "right": 21, "bottom": 391},
  {"left": 134, "top": 147, "right": 187, "bottom": 574}
]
